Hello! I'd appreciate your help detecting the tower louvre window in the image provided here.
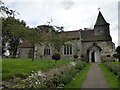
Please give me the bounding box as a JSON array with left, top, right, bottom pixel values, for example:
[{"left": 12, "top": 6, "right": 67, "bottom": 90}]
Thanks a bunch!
[{"left": 98, "top": 30, "right": 102, "bottom": 32}]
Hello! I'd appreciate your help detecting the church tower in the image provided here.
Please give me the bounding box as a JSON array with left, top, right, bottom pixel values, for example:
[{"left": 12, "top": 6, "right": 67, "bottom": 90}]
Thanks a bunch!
[{"left": 94, "top": 11, "right": 110, "bottom": 35}]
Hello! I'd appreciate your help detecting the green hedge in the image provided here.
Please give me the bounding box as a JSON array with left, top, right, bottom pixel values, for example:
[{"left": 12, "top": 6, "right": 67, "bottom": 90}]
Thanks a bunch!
[
  {"left": 47, "top": 62, "right": 87, "bottom": 88},
  {"left": 99, "top": 64, "right": 120, "bottom": 88},
  {"left": 65, "top": 64, "right": 91, "bottom": 88},
  {"left": 104, "top": 62, "right": 120, "bottom": 79},
  {"left": 27, "top": 62, "right": 87, "bottom": 88}
]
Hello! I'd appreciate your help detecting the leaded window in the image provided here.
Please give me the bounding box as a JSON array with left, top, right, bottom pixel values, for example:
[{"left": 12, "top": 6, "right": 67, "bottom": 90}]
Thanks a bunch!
[
  {"left": 44, "top": 46, "right": 50, "bottom": 55},
  {"left": 64, "top": 44, "right": 72, "bottom": 55}
]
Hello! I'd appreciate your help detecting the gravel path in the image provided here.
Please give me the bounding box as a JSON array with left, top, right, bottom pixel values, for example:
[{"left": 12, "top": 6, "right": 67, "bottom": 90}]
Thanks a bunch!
[{"left": 81, "top": 63, "right": 109, "bottom": 88}]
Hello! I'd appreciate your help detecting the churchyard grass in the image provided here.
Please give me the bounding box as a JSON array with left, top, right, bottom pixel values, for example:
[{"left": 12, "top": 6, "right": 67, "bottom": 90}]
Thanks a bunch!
[
  {"left": 0, "top": 59, "right": 2, "bottom": 81},
  {"left": 65, "top": 64, "right": 91, "bottom": 88},
  {"left": 99, "top": 63, "right": 120, "bottom": 88},
  {"left": 2, "top": 59, "right": 71, "bottom": 80}
]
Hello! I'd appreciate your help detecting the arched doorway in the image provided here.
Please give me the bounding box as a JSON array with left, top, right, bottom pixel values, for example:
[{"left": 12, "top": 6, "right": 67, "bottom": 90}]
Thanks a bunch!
[
  {"left": 87, "top": 43, "right": 102, "bottom": 63},
  {"left": 91, "top": 51, "right": 95, "bottom": 62}
]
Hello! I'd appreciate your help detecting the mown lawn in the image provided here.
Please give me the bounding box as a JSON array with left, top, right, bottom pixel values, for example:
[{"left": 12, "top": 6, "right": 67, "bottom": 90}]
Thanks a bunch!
[
  {"left": 2, "top": 59, "right": 71, "bottom": 80},
  {"left": 111, "top": 62, "right": 120, "bottom": 64},
  {"left": 65, "top": 64, "right": 91, "bottom": 88},
  {"left": 99, "top": 63, "right": 120, "bottom": 88},
  {"left": 0, "top": 59, "right": 2, "bottom": 80}
]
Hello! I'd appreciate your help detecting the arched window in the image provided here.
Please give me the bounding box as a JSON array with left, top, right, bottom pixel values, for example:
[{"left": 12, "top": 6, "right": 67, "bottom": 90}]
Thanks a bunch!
[
  {"left": 44, "top": 46, "right": 50, "bottom": 55},
  {"left": 64, "top": 44, "right": 72, "bottom": 55}
]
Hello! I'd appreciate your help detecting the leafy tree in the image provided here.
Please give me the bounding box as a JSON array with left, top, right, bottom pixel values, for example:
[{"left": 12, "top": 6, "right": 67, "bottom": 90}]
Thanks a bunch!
[
  {"left": 35, "top": 25, "right": 70, "bottom": 63},
  {"left": 37, "top": 25, "right": 69, "bottom": 53},
  {"left": 1, "top": 1, "right": 25, "bottom": 58},
  {"left": 116, "top": 46, "right": 120, "bottom": 54},
  {"left": 24, "top": 28, "right": 43, "bottom": 61},
  {"left": 50, "top": 32, "right": 67, "bottom": 53},
  {"left": 2, "top": 17, "right": 27, "bottom": 58},
  {"left": 0, "top": 0, "right": 19, "bottom": 17},
  {"left": 48, "top": 27, "right": 69, "bottom": 53},
  {"left": 37, "top": 25, "right": 55, "bottom": 33}
]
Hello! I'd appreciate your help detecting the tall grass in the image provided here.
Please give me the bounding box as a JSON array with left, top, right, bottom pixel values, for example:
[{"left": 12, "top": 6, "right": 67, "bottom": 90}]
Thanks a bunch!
[
  {"left": 99, "top": 64, "right": 120, "bottom": 88},
  {"left": 2, "top": 59, "right": 71, "bottom": 80},
  {"left": 65, "top": 64, "right": 91, "bottom": 88}
]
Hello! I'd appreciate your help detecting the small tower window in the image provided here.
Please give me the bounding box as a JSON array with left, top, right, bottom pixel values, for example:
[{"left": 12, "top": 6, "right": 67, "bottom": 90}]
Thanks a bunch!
[
  {"left": 98, "top": 30, "right": 102, "bottom": 32},
  {"left": 98, "top": 30, "right": 100, "bottom": 32}
]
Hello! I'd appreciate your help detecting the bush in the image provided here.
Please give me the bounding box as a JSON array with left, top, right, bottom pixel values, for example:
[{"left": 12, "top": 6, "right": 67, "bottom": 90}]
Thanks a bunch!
[
  {"left": 74, "top": 55, "right": 78, "bottom": 59},
  {"left": 112, "top": 65, "right": 118, "bottom": 75},
  {"left": 75, "top": 62, "right": 86, "bottom": 70},
  {"left": 46, "top": 62, "right": 87, "bottom": 88},
  {"left": 104, "top": 62, "right": 119, "bottom": 76},
  {"left": 26, "top": 61, "right": 87, "bottom": 88},
  {"left": 58, "top": 72, "right": 72, "bottom": 85},
  {"left": 52, "top": 53, "right": 61, "bottom": 60}
]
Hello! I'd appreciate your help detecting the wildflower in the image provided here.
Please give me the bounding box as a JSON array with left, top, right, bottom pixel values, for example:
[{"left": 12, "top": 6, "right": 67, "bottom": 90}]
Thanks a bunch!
[
  {"left": 37, "top": 71, "right": 44, "bottom": 76},
  {"left": 35, "top": 81, "right": 38, "bottom": 84},
  {"left": 32, "top": 70, "right": 34, "bottom": 73},
  {"left": 70, "top": 62, "right": 76, "bottom": 66}
]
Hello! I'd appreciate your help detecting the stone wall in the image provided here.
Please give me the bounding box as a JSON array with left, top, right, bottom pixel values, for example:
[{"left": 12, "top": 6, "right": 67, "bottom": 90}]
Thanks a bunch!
[
  {"left": 34, "top": 44, "right": 52, "bottom": 59},
  {"left": 18, "top": 48, "right": 33, "bottom": 58},
  {"left": 81, "top": 41, "right": 115, "bottom": 62},
  {"left": 60, "top": 40, "right": 81, "bottom": 60},
  {"left": 18, "top": 40, "right": 115, "bottom": 62},
  {"left": 34, "top": 39, "right": 82, "bottom": 60}
]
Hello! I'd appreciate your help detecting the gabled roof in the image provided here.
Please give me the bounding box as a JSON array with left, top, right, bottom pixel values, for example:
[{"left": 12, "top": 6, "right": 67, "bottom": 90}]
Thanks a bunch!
[
  {"left": 61, "top": 30, "right": 80, "bottom": 39},
  {"left": 95, "top": 11, "right": 109, "bottom": 25},
  {"left": 81, "top": 30, "right": 112, "bottom": 41},
  {"left": 87, "top": 43, "right": 102, "bottom": 51},
  {"left": 18, "top": 30, "right": 80, "bottom": 48},
  {"left": 18, "top": 29, "right": 112, "bottom": 48},
  {"left": 18, "top": 40, "right": 33, "bottom": 48}
]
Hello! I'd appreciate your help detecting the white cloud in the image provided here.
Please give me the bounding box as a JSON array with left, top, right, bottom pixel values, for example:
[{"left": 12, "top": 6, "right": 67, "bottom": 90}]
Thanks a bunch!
[
  {"left": 3, "top": 0, "right": 119, "bottom": 3},
  {"left": 3, "top": 0, "right": 119, "bottom": 46}
]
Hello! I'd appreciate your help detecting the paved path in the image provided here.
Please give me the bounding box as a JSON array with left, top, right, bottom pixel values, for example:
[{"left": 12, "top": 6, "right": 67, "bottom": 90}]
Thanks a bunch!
[{"left": 82, "top": 63, "right": 109, "bottom": 88}]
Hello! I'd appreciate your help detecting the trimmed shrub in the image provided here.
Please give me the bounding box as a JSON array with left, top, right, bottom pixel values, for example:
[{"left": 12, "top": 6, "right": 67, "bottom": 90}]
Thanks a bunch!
[
  {"left": 74, "top": 55, "right": 78, "bottom": 59},
  {"left": 52, "top": 53, "right": 61, "bottom": 60}
]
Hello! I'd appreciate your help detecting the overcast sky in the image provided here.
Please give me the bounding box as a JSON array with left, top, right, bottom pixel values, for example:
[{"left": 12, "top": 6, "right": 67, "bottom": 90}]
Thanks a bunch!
[{"left": 3, "top": 0, "right": 119, "bottom": 47}]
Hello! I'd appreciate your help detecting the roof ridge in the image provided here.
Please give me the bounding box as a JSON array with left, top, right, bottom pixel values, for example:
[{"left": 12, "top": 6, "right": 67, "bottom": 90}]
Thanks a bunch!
[{"left": 64, "top": 30, "right": 80, "bottom": 32}]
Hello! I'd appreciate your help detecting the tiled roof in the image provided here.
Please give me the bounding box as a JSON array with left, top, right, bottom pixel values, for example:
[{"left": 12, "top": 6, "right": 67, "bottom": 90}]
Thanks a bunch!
[
  {"left": 18, "top": 30, "right": 80, "bottom": 48},
  {"left": 18, "top": 40, "right": 33, "bottom": 48},
  {"left": 61, "top": 30, "right": 80, "bottom": 39},
  {"left": 81, "top": 30, "right": 112, "bottom": 41},
  {"left": 18, "top": 29, "right": 112, "bottom": 48}
]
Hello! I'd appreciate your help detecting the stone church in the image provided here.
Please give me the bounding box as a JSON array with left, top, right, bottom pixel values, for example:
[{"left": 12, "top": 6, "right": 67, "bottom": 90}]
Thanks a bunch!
[{"left": 17, "top": 11, "right": 115, "bottom": 63}]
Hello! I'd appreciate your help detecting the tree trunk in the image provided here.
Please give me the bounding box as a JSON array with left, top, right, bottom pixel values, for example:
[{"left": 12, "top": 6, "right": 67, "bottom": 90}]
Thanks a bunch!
[
  {"left": 32, "top": 46, "right": 34, "bottom": 61},
  {"left": 55, "top": 60, "right": 57, "bottom": 64},
  {"left": 9, "top": 51, "right": 14, "bottom": 58},
  {"left": 13, "top": 46, "right": 18, "bottom": 58}
]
